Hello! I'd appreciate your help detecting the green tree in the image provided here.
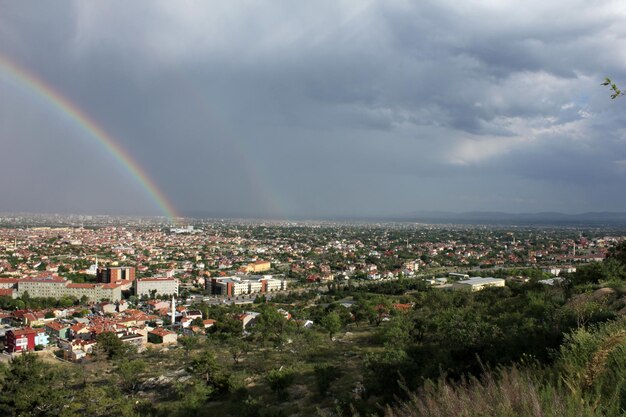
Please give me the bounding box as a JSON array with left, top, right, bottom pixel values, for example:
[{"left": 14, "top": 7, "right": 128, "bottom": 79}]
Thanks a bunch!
[
  {"left": 62, "top": 384, "right": 137, "bottom": 417},
  {"left": 254, "top": 306, "right": 288, "bottom": 346},
  {"left": 179, "top": 335, "right": 201, "bottom": 358},
  {"left": 320, "top": 311, "right": 342, "bottom": 341},
  {"left": 215, "top": 315, "right": 243, "bottom": 339},
  {"left": 189, "top": 350, "right": 226, "bottom": 392},
  {"left": 266, "top": 367, "right": 295, "bottom": 400},
  {"left": 96, "top": 332, "right": 132, "bottom": 360},
  {"left": 116, "top": 359, "right": 146, "bottom": 393},
  {"left": 228, "top": 337, "right": 251, "bottom": 364},
  {"left": 0, "top": 354, "right": 72, "bottom": 416}
]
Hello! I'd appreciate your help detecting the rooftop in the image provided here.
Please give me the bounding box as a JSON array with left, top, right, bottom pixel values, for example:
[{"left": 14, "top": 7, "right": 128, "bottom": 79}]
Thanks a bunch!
[{"left": 457, "top": 277, "right": 505, "bottom": 285}]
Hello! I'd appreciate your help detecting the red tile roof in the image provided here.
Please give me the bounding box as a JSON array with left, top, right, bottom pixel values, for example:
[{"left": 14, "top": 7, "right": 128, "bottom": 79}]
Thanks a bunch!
[
  {"left": 46, "top": 321, "right": 68, "bottom": 331},
  {"left": 10, "top": 327, "right": 37, "bottom": 336},
  {"left": 150, "top": 327, "right": 174, "bottom": 337},
  {"left": 21, "top": 276, "right": 66, "bottom": 283}
]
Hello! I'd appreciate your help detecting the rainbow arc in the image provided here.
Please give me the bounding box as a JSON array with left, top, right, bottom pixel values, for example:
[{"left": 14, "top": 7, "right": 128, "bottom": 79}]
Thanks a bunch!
[{"left": 0, "top": 56, "right": 178, "bottom": 221}]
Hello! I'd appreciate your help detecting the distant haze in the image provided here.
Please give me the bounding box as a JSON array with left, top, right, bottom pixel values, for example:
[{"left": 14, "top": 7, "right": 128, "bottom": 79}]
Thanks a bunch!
[{"left": 2, "top": 1, "right": 626, "bottom": 219}]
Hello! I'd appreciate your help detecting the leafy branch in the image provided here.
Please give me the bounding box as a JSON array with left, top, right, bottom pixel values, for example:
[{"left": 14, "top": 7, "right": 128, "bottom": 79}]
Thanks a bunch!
[{"left": 602, "top": 77, "right": 624, "bottom": 99}]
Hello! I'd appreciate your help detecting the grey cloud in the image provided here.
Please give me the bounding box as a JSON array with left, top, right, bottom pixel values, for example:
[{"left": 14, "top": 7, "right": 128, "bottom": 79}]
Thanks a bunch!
[{"left": 1, "top": 1, "right": 626, "bottom": 217}]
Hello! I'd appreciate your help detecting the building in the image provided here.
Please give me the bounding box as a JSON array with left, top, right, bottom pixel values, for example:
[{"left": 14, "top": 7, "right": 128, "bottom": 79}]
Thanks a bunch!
[
  {"left": 45, "top": 321, "right": 70, "bottom": 340},
  {"left": 6, "top": 328, "right": 35, "bottom": 352},
  {"left": 235, "top": 312, "right": 260, "bottom": 329},
  {"left": 134, "top": 277, "right": 179, "bottom": 298},
  {"left": 0, "top": 288, "right": 16, "bottom": 298},
  {"left": 97, "top": 266, "right": 135, "bottom": 283},
  {"left": 58, "top": 338, "right": 96, "bottom": 361},
  {"left": 6, "top": 327, "right": 48, "bottom": 352},
  {"left": 543, "top": 267, "right": 577, "bottom": 277},
  {"left": 208, "top": 275, "right": 287, "bottom": 297},
  {"left": 34, "top": 329, "right": 49, "bottom": 348},
  {"left": 210, "top": 277, "right": 249, "bottom": 297},
  {"left": 16, "top": 275, "right": 122, "bottom": 302},
  {"left": 451, "top": 277, "right": 506, "bottom": 292},
  {"left": 148, "top": 327, "right": 178, "bottom": 344},
  {"left": 17, "top": 275, "right": 66, "bottom": 299},
  {"left": 242, "top": 260, "right": 271, "bottom": 273},
  {"left": 65, "top": 283, "right": 122, "bottom": 302},
  {"left": 0, "top": 278, "right": 19, "bottom": 289},
  {"left": 119, "top": 332, "right": 145, "bottom": 349},
  {"left": 112, "top": 247, "right": 135, "bottom": 255}
]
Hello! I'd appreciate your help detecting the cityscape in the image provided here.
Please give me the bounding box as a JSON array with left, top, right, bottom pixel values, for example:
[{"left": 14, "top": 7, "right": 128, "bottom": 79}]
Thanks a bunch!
[
  {"left": 0, "top": 214, "right": 626, "bottom": 415},
  {"left": 4, "top": 2, "right": 626, "bottom": 417}
]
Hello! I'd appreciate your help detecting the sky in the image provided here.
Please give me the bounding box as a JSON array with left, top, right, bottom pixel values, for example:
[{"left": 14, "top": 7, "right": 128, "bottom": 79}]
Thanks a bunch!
[{"left": 2, "top": 1, "right": 626, "bottom": 220}]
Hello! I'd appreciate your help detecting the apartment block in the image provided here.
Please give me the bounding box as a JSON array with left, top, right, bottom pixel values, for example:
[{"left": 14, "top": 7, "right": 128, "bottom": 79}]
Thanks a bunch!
[{"left": 134, "top": 277, "right": 179, "bottom": 298}]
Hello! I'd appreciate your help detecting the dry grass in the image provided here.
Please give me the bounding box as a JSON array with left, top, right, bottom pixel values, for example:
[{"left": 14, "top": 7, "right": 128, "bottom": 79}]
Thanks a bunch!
[
  {"left": 583, "top": 330, "right": 626, "bottom": 390},
  {"left": 382, "top": 367, "right": 595, "bottom": 417}
]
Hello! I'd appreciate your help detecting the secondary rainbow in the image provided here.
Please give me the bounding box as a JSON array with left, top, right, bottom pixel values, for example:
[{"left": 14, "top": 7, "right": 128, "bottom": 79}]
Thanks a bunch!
[{"left": 0, "top": 56, "right": 178, "bottom": 221}]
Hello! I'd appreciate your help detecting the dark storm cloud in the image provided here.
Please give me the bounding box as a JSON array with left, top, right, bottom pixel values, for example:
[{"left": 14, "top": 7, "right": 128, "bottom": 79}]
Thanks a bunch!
[{"left": 1, "top": 0, "right": 626, "bottom": 218}]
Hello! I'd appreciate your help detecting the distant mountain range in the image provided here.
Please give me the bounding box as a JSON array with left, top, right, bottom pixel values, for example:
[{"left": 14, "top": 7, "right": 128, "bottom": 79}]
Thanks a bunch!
[
  {"left": 183, "top": 210, "right": 626, "bottom": 226},
  {"left": 395, "top": 211, "right": 626, "bottom": 226}
]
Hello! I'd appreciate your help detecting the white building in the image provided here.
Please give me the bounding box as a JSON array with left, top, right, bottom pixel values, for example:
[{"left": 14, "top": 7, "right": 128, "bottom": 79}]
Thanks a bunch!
[
  {"left": 134, "top": 277, "right": 179, "bottom": 298},
  {"left": 209, "top": 275, "right": 287, "bottom": 297},
  {"left": 248, "top": 280, "right": 263, "bottom": 293},
  {"left": 451, "top": 277, "right": 505, "bottom": 292}
]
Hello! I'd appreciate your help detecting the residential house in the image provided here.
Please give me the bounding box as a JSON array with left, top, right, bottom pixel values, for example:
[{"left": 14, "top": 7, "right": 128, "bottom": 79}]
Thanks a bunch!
[
  {"left": 148, "top": 327, "right": 178, "bottom": 344},
  {"left": 45, "top": 321, "right": 70, "bottom": 340},
  {"left": 6, "top": 327, "right": 48, "bottom": 352}
]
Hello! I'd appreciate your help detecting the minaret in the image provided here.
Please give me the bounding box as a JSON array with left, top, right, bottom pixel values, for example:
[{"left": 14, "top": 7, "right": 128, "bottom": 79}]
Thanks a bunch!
[{"left": 171, "top": 296, "right": 176, "bottom": 329}]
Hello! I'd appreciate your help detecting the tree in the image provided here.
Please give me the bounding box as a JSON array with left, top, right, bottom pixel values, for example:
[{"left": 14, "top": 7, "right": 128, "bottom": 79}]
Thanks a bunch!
[
  {"left": 96, "top": 332, "right": 132, "bottom": 360},
  {"left": 266, "top": 367, "right": 295, "bottom": 400},
  {"left": 179, "top": 335, "right": 201, "bottom": 358},
  {"left": 61, "top": 384, "right": 137, "bottom": 417},
  {"left": 254, "top": 306, "right": 288, "bottom": 346},
  {"left": 0, "top": 353, "right": 72, "bottom": 416},
  {"left": 215, "top": 315, "right": 243, "bottom": 340},
  {"left": 189, "top": 350, "right": 225, "bottom": 391},
  {"left": 228, "top": 337, "right": 251, "bottom": 364},
  {"left": 320, "top": 311, "right": 342, "bottom": 341},
  {"left": 116, "top": 359, "right": 146, "bottom": 393}
]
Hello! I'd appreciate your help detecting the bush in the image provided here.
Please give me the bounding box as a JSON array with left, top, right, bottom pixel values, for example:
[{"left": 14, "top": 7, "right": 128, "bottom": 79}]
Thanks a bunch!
[
  {"left": 266, "top": 367, "right": 295, "bottom": 400},
  {"left": 314, "top": 364, "right": 341, "bottom": 395}
]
